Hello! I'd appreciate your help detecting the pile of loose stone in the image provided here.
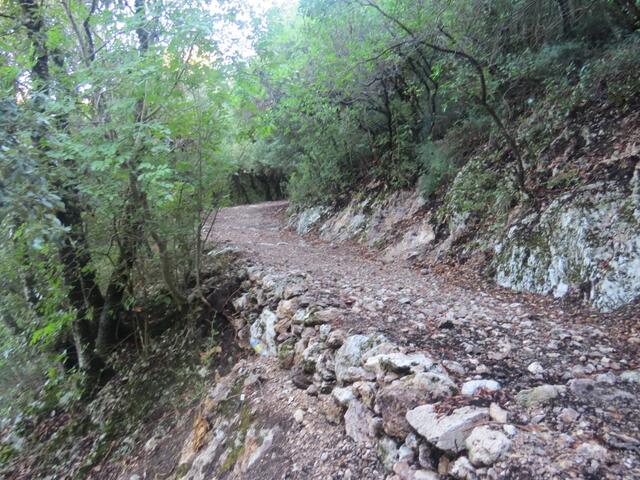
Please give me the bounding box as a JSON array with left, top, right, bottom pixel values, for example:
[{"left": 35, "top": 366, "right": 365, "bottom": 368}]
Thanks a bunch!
[{"left": 220, "top": 264, "right": 640, "bottom": 479}]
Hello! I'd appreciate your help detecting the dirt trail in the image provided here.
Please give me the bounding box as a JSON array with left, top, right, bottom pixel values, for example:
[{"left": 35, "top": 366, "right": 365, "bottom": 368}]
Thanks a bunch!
[
  {"left": 213, "top": 201, "right": 638, "bottom": 371},
  {"left": 206, "top": 201, "right": 640, "bottom": 479}
]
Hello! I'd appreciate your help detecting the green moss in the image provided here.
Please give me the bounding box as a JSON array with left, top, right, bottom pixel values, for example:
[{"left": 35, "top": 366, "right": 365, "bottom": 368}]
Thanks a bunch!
[
  {"left": 619, "top": 200, "right": 639, "bottom": 224},
  {"left": 525, "top": 231, "right": 551, "bottom": 254},
  {"left": 379, "top": 358, "right": 395, "bottom": 373},
  {"left": 371, "top": 238, "right": 386, "bottom": 250},
  {"left": 566, "top": 266, "right": 584, "bottom": 284},
  {"left": 547, "top": 169, "right": 580, "bottom": 189},
  {"left": 76, "top": 436, "right": 114, "bottom": 479},
  {"left": 302, "top": 359, "right": 316, "bottom": 374},
  {"left": 0, "top": 443, "right": 15, "bottom": 465},
  {"left": 216, "top": 375, "right": 247, "bottom": 419},
  {"left": 438, "top": 155, "right": 517, "bottom": 234},
  {"left": 175, "top": 462, "right": 190, "bottom": 479},
  {"left": 218, "top": 403, "right": 252, "bottom": 474},
  {"left": 277, "top": 338, "right": 296, "bottom": 369},
  {"left": 362, "top": 336, "right": 381, "bottom": 352}
]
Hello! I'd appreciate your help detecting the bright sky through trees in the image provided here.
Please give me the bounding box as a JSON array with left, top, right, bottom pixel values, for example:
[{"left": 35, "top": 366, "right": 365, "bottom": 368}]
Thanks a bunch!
[{"left": 213, "top": 0, "right": 299, "bottom": 59}]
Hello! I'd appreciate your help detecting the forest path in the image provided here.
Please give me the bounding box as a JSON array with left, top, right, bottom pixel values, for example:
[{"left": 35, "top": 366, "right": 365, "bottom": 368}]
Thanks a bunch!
[
  {"left": 212, "top": 201, "right": 638, "bottom": 381},
  {"left": 207, "top": 201, "right": 640, "bottom": 478}
]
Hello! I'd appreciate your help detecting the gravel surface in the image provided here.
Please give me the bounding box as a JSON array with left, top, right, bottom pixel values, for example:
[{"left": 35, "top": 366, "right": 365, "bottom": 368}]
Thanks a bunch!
[{"left": 208, "top": 201, "right": 640, "bottom": 479}]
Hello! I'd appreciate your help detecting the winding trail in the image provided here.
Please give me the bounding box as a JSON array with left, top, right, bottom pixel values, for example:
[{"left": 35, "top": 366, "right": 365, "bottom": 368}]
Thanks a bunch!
[{"left": 209, "top": 201, "right": 640, "bottom": 478}]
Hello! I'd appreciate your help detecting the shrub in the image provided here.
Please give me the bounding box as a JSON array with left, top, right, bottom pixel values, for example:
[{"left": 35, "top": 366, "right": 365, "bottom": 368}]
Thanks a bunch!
[{"left": 416, "top": 141, "right": 458, "bottom": 197}]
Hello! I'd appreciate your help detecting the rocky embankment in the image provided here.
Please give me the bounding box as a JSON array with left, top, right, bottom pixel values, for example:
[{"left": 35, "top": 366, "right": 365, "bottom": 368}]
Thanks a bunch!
[
  {"left": 291, "top": 137, "right": 640, "bottom": 313},
  {"left": 171, "top": 247, "right": 640, "bottom": 480}
]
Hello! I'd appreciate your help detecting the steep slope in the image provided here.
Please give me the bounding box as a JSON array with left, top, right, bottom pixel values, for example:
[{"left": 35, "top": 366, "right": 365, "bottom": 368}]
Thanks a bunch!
[{"left": 291, "top": 107, "right": 640, "bottom": 312}]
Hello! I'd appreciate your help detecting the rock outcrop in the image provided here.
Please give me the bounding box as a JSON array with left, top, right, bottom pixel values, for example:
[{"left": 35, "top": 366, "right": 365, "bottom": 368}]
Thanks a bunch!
[
  {"left": 495, "top": 184, "right": 640, "bottom": 311},
  {"left": 289, "top": 177, "right": 640, "bottom": 312}
]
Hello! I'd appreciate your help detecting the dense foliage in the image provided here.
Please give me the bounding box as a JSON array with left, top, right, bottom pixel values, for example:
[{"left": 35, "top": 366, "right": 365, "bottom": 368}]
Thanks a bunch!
[
  {"left": 1, "top": 0, "right": 639, "bottom": 466},
  {"left": 0, "top": 0, "right": 245, "bottom": 410},
  {"left": 229, "top": 0, "right": 639, "bottom": 204}
]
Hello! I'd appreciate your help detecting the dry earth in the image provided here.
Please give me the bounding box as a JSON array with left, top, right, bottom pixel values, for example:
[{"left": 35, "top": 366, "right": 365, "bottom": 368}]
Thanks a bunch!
[
  {"left": 107, "top": 201, "right": 640, "bottom": 480},
  {"left": 198, "top": 201, "right": 640, "bottom": 479}
]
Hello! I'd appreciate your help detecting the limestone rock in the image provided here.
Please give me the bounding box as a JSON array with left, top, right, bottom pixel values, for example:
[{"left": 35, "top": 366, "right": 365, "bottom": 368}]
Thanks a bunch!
[
  {"left": 294, "top": 307, "right": 338, "bottom": 326},
  {"left": 398, "top": 444, "right": 415, "bottom": 462},
  {"left": 461, "top": 380, "right": 501, "bottom": 396},
  {"left": 274, "top": 317, "right": 291, "bottom": 337},
  {"left": 377, "top": 372, "right": 458, "bottom": 438},
  {"left": 353, "top": 381, "right": 377, "bottom": 410},
  {"left": 442, "top": 360, "right": 465, "bottom": 375},
  {"left": 326, "top": 329, "right": 347, "bottom": 349},
  {"left": 378, "top": 436, "right": 399, "bottom": 471},
  {"left": 277, "top": 338, "right": 296, "bottom": 369},
  {"left": 568, "top": 378, "right": 634, "bottom": 403},
  {"left": 301, "top": 339, "right": 325, "bottom": 374},
  {"left": 313, "top": 307, "right": 345, "bottom": 325},
  {"left": 236, "top": 425, "right": 279, "bottom": 473},
  {"left": 283, "top": 281, "right": 306, "bottom": 299},
  {"left": 276, "top": 298, "right": 299, "bottom": 319},
  {"left": 465, "top": 426, "right": 511, "bottom": 466},
  {"left": 319, "top": 323, "right": 332, "bottom": 340},
  {"left": 515, "top": 384, "right": 565, "bottom": 407},
  {"left": 364, "top": 352, "right": 435, "bottom": 375},
  {"left": 489, "top": 403, "right": 508, "bottom": 424},
  {"left": 620, "top": 370, "right": 640, "bottom": 383},
  {"left": 527, "top": 362, "right": 544, "bottom": 375},
  {"left": 393, "top": 460, "right": 413, "bottom": 480},
  {"left": 316, "top": 350, "right": 337, "bottom": 382},
  {"left": 414, "top": 470, "right": 440, "bottom": 480},
  {"left": 418, "top": 443, "right": 433, "bottom": 469},
  {"left": 332, "top": 386, "right": 355, "bottom": 407},
  {"left": 232, "top": 293, "right": 250, "bottom": 311},
  {"left": 249, "top": 309, "right": 278, "bottom": 356},
  {"left": 494, "top": 186, "right": 640, "bottom": 312},
  {"left": 294, "top": 206, "right": 327, "bottom": 235},
  {"left": 334, "top": 334, "right": 386, "bottom": 384},
  {"left": 576, "top": 441, "right": 608, "bottom": 461},
  {"left": 292, "top": 308, "right": 327, "bottom": 327},
  {"left": 406, "top": 405, "right": 489, "bottom": 453},
  {"left": 261, "top": 274, "right": 285, "bottom": 300},
  {"left": 558, "top": 407, "right": 579, "bottom": 423},
  {"left": 344, "top": 399, "right": 376, "bottom": 444},
  {"left": 449, "top": 456, "right": 476, "bottom": 480},
  {"left": 321, "top": 396, "right": 344, "bottom": 425}
]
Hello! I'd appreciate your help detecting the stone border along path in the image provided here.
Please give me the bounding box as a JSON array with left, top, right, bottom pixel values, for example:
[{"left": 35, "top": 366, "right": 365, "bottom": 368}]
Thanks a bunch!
[{"left": 200, "top": 201, "right": 640, "bottom": 479}]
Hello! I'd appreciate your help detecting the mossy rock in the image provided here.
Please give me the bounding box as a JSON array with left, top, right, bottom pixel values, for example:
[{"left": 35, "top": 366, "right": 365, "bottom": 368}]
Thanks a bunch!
[
  {"left": 277, "top": 338, "right": 296, "bottom": 370},
  {"left": 218, "top": 403, "right": 253, "bottom": 474},
  {"left": 0, "top": 443, "right": 15, "bottom": 465}
]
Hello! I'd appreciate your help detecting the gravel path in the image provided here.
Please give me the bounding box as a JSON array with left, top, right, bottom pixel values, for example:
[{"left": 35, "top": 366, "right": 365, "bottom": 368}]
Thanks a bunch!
[{"left": 211, "top": 201, "right": 640, "bottom": 479}]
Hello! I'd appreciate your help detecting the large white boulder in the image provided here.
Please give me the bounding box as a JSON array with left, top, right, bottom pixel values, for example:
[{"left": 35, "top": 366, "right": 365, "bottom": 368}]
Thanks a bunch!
[{"left": 406, "top": 405, "right": 489, "bottom": 453}]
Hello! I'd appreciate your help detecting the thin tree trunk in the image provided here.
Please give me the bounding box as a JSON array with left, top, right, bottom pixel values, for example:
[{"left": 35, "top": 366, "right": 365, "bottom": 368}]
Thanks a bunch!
[
  {"left": 556, "top": 0, "right": 572, "bottom": 36},
  {"left": 360, "top": 0, "right": 528, "bottom": 191},
  {"left": 19, "top": 0, "right": 107, "bottom": 378}
]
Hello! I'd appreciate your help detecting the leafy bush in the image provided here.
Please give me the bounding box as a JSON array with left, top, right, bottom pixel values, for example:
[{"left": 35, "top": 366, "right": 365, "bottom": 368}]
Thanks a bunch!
[
  {"left": 417, "top": 141, "right": 458, "bottom": 197},
  {"left": 578, "top": 34, "right": 640, "bottom": 107},
  {"left": 440, "top": 156, "right": 517, "bottom": 231}
]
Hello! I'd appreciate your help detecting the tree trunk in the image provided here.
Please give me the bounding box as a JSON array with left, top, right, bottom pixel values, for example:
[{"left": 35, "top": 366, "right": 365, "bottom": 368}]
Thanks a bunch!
[
  {"left": 555, "top": 0, "right": 572, "bottom": 36},
  {"left": 19, "top": 0, "right": 108, "bottom": 379},
  {"left": 96, "top": 0, "right": 188, "bottom": 351}
]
